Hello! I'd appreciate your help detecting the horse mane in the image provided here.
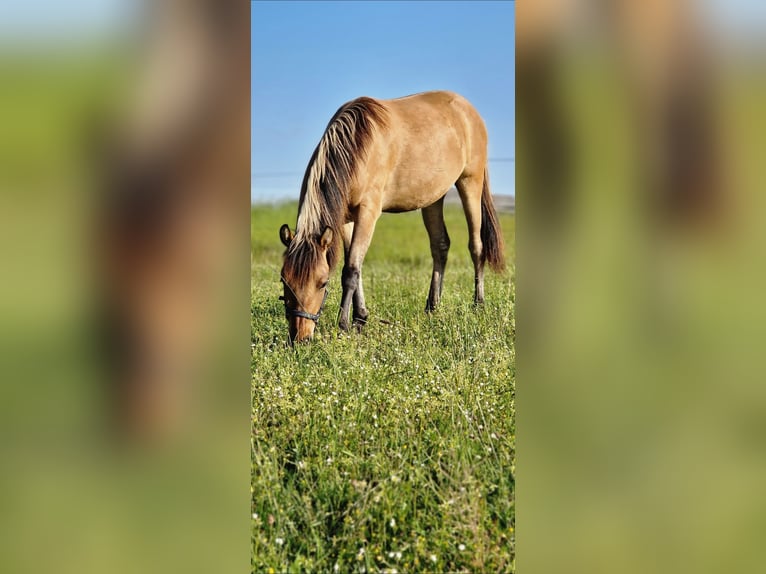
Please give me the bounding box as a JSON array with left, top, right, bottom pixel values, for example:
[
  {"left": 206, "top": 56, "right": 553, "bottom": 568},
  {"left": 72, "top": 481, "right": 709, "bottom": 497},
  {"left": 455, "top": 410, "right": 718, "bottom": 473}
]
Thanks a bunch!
[{"left": 284, "top": 97, "right": 388, "bottom": 285}]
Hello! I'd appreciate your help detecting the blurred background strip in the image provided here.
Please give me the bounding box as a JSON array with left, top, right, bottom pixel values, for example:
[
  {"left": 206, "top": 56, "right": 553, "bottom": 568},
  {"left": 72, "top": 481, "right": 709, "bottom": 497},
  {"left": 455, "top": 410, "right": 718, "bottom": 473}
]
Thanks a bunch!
[
  {"left": 518, "top": 1, "right": 766, "bottom": 573},
  {"left": 0, "top": 1, "right": 250, "bottom": 573}
]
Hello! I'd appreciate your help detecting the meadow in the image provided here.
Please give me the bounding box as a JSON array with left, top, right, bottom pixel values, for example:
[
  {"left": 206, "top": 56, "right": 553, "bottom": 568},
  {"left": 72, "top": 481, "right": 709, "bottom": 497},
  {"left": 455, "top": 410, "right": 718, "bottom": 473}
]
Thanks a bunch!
[{"left": 251, "top": 201, "right": 515, "bottom": 573}]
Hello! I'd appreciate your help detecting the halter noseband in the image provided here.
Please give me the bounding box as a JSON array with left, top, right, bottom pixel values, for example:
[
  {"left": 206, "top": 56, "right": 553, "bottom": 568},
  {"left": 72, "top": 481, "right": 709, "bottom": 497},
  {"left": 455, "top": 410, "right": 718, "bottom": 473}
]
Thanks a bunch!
[{"left": 279, "top": 286, "right": 329, "bottom": 323}]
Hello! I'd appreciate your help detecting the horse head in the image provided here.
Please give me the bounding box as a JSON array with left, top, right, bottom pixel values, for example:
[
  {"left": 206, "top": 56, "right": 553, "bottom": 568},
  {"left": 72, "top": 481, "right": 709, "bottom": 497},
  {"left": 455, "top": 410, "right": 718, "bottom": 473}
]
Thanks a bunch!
[{"left": 279, "top": 224, "right": 334, "bottom": 343}]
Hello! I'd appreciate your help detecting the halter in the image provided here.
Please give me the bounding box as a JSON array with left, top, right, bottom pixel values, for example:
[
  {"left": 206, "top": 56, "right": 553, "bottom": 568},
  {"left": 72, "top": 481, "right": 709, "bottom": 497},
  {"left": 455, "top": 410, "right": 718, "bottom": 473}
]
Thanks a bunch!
[{"left": 279, "top": 284, "right": 329, "bottom": 323}]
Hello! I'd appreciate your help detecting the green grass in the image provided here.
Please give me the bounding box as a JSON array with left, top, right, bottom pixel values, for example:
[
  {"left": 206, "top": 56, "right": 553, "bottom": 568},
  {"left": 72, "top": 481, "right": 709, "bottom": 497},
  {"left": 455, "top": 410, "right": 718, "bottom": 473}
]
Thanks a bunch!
[{"left": 251, "top": 202, "right": 515, "bottom": 573}]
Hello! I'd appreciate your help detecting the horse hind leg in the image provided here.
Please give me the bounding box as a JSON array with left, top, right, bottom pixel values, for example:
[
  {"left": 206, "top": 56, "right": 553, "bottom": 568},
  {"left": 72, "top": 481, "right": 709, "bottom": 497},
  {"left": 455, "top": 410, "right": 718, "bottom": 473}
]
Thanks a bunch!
[
  {"left": 455, "top": 174, "right": 485, "bottom": 304},
  {"left": 342, "top": 222, "right": 369, "bottom": 326},
  {"left": 421, "top": 196, "right": 450, "bottom": 312}
]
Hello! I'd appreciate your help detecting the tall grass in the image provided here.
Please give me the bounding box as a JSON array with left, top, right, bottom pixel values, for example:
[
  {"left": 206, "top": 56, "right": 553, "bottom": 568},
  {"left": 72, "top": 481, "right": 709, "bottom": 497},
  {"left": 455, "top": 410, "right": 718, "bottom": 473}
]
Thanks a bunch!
[{"left": 252, "top": 203, "right": 515, "bottom": 573}]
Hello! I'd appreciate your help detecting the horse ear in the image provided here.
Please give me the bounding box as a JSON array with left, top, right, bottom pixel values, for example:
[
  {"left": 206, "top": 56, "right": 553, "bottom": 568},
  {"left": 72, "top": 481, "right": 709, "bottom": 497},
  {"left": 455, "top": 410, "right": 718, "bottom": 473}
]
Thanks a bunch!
[
  {"left": 279, "top": 224, "right": 294, "bottom": 247},
  {"left": 319, "top": 227, "right": 333, "bottom": 250}
]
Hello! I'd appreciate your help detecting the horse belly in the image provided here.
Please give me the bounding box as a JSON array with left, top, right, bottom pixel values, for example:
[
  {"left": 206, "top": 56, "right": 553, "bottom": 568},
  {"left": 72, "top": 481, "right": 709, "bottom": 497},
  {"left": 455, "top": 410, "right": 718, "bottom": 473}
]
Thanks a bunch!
[
  {"left": 381, "top": 183, "right": 452, "bottom": 213},
  {"left": 381, "top": 153, "right": 463, "bottom": 212}
]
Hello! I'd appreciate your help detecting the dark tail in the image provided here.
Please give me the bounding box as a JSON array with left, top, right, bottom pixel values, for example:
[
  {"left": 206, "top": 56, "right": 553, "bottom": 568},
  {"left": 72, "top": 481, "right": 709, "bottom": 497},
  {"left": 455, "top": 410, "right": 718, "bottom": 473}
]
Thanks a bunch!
[{"left": 480, "top": 167, "right": 506, "bottom": 272}]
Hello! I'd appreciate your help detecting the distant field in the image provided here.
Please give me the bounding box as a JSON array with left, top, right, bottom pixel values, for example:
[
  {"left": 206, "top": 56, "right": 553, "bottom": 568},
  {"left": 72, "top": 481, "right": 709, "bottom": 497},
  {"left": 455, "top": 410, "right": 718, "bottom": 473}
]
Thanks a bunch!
[
  {"left": 251, "top": 202, "right": 515, "bottom": 573},
  {"left": 442, "top": 189, "right": 515, "bottom": 214}
]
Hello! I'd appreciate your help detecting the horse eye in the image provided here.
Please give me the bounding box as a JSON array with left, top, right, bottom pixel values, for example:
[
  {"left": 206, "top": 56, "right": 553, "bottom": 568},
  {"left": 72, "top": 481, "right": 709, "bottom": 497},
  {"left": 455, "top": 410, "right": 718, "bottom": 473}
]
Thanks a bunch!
[{"left": 320, "top": 281, "right": 329, "bottom": 289}]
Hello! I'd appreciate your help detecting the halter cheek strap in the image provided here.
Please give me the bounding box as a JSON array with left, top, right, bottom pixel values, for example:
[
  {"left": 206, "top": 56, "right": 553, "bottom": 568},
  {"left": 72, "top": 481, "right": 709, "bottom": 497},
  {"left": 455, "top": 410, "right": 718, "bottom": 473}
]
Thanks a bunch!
[{"left": 279, "top": 288, "right": 329, "bottom": 323}]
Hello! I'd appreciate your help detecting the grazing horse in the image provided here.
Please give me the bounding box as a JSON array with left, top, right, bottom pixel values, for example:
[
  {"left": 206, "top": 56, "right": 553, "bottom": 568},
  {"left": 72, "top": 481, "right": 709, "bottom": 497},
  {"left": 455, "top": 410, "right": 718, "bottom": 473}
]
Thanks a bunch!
[{"left": 279, "top": 90, "right": 506, "bottom": 343}]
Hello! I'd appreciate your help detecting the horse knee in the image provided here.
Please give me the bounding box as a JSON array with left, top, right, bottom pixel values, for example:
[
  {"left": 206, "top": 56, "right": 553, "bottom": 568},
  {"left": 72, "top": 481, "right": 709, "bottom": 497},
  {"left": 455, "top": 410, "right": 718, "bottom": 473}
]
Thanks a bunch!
[
  {"left": 431, "top": 235, "right": 450, "bottom": 265},
  {"left": 342, "top": 266, "right": 360, "bottom": 291}
]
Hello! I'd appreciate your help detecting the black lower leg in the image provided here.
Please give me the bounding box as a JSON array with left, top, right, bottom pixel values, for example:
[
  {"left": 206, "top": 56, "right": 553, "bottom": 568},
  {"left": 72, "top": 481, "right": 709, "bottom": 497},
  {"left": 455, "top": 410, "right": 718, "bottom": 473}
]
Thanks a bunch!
[
  {"left": 338, "top": 266, "right": 359, "bottom": 331},
  {"left": 352, "top": 272, "right": 368, "bottom": 327}
]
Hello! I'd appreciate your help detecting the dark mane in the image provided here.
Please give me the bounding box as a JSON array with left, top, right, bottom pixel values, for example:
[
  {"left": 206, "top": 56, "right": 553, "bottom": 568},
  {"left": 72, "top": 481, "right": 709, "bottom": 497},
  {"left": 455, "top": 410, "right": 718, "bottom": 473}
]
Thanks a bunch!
[{"left": 283, "top": 97, "right": 388, "bottom": 286}]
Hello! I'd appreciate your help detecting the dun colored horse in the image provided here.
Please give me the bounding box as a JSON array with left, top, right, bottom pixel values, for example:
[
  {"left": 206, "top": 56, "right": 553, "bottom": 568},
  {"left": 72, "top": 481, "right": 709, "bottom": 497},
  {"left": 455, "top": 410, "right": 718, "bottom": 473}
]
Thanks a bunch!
[{"left": 279, "top": 90, "right": 505, "bottom": 343}]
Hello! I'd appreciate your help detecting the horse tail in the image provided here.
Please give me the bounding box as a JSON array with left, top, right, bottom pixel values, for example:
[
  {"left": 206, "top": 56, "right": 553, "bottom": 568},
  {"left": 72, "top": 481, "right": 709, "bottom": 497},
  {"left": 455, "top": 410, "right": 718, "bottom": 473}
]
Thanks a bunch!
[{"left": 480, "top": 166, "right": 506, "bottom": 272}]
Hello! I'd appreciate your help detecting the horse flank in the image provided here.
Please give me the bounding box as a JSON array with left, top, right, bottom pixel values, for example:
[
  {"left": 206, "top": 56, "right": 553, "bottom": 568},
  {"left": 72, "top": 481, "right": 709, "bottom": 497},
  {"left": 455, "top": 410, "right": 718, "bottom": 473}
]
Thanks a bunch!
[{"left": 284, "top": 97, "right": 388, "bottom": 285}]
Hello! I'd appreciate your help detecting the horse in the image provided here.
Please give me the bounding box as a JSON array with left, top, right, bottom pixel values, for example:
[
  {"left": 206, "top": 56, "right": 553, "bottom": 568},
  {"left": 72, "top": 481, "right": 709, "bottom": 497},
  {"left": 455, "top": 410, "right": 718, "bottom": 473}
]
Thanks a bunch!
[{"left": 278, "top": 90, "right": 506, "bottom": 343}]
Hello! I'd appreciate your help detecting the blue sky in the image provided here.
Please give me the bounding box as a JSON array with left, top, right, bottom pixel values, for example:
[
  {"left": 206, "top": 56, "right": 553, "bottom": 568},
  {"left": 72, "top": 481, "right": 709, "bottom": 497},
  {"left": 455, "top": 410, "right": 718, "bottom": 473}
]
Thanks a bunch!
[
  {"left": 0, "top": 0, "right": 134, "bottom": 44},
  {"left": 7, "top": 0, "right": 764, "bottom": 202},
  {"left": 251, "top": 1, "right": 516, "bottom": 202}
]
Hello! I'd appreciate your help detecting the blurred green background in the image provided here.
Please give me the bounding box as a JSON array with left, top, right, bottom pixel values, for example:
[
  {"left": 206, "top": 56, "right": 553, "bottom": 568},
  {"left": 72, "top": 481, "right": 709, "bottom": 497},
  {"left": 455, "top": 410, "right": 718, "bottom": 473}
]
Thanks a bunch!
[
  {"left": 518, "top": 38, "right": 766, "bottom": 574},
  {"left": 0, "top": 25, "right": 248, "bottom": 574}
]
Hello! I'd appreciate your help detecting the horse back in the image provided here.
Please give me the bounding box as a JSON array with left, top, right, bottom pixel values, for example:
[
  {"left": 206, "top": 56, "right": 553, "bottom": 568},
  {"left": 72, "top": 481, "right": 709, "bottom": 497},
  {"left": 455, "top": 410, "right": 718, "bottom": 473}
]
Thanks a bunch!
[{"left": 352, "top": 91, "right": 488, "bottom": 213}]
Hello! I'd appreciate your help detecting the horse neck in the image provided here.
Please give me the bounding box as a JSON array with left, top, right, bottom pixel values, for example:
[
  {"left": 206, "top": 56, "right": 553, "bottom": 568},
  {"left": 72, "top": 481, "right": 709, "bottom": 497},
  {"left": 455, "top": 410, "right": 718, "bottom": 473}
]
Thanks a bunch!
[{"left": 295, "top": 163, "right": 348, "bottom": 240}]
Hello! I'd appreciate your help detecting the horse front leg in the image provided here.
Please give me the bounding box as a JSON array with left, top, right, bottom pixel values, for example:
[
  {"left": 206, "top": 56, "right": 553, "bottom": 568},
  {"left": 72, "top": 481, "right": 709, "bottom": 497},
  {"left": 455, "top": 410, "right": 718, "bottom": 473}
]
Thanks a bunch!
[
  {"left": 341, "top": 222, "right": 369, "bottom": 326},
  {"left": 338, "top": 266, "right": 358, "bottom": 332},
  {"left": 338, "top": 205, "right": 379, "bottom": 331}
]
